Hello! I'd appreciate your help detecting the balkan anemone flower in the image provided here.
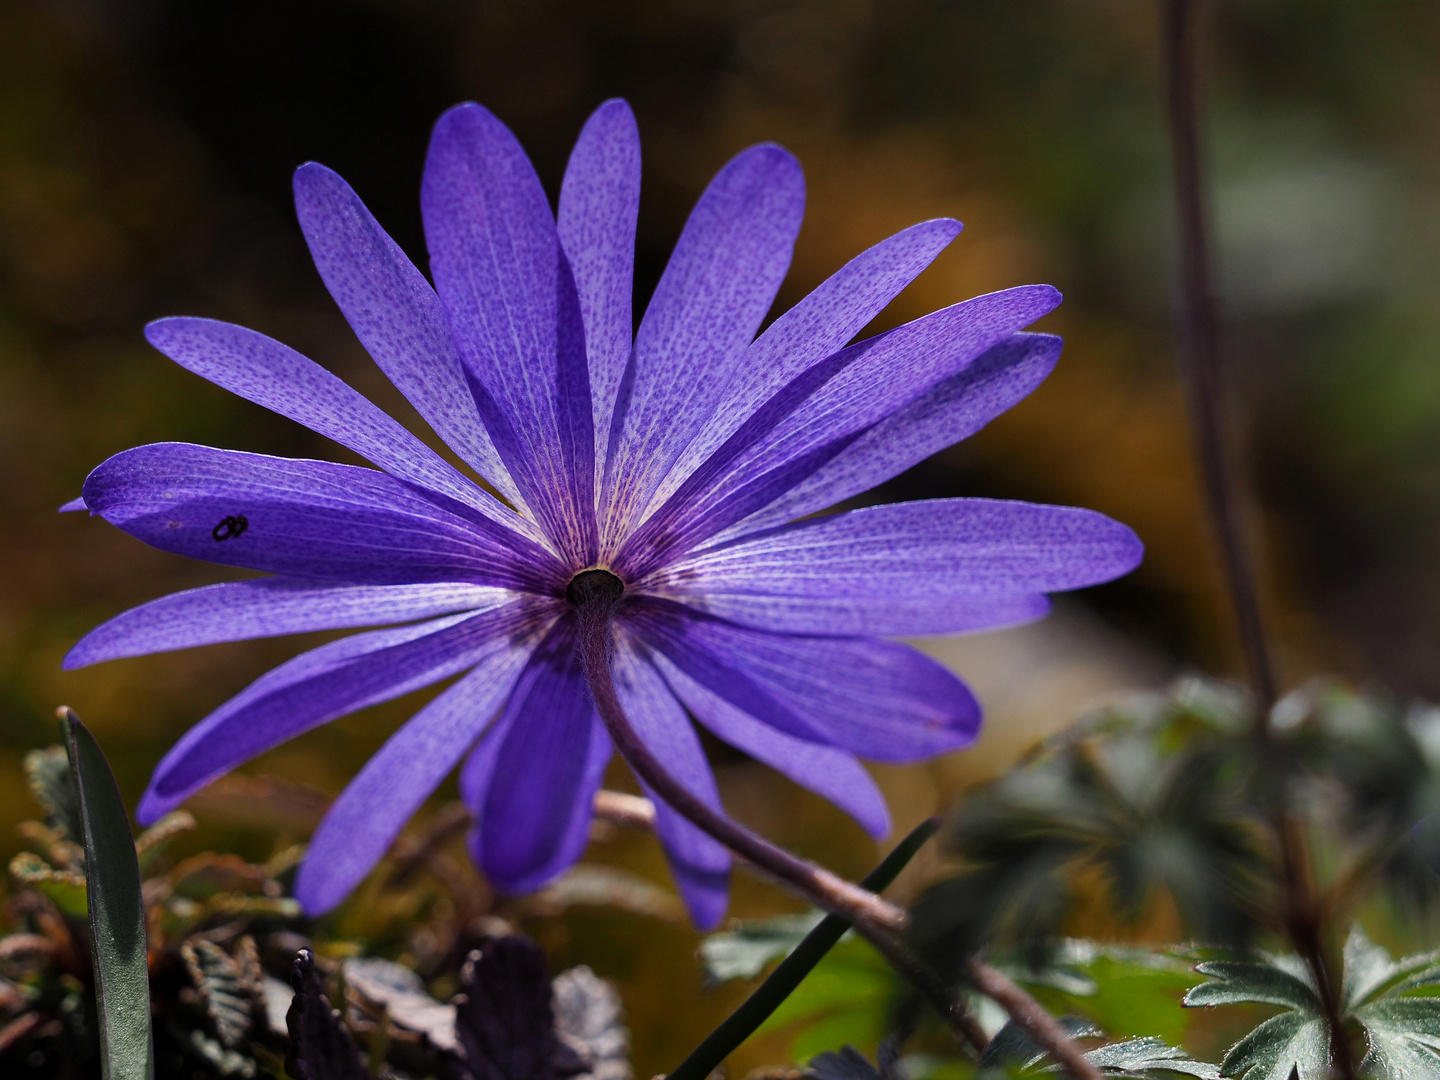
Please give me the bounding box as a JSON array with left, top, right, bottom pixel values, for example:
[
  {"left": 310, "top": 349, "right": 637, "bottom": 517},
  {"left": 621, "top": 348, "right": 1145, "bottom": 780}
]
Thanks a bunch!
[{"left": 63, "top": 100, "right": 1142, "bottom": 928}]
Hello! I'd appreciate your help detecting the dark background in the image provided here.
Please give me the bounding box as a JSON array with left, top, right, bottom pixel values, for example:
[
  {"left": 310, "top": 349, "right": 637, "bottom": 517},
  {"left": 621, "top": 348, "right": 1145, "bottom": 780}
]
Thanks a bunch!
[{"left": 3, "top": 0, "right": 1440, "bottom": 1069}]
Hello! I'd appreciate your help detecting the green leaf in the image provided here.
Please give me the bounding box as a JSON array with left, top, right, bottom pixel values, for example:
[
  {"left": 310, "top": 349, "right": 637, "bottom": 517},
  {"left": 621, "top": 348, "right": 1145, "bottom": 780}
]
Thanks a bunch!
[
  {"left": 1183, "top": 961, "right": 1320, "bottom": 1011},
  {"left": 61, "top": 707, "right": 154, "bottom": 1080},
  {"left": 757, "top": 935, "right": 893, "bottom": 1057},
  {"left": 1219, "top": 1011, "right": 1329, "bottom": 1080},
  {"left": 1354, "top": 998, "right": 1440, "bottom": 1079},
  {"left": 8, "top": 850, "right": 88, "bottom": 916},
  {"left": 700, "top": 913, "right": 825, "bottom": 983},
  {"left": 1080, "top": 1037, "right": 1219, "bottom": 1079}
]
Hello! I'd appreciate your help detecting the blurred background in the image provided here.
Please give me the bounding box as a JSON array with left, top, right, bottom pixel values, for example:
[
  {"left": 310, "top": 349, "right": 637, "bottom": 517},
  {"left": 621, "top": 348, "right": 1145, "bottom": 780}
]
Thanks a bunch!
[{"left": 2, "top": 0, "right": 1439, "bottom": 1072}]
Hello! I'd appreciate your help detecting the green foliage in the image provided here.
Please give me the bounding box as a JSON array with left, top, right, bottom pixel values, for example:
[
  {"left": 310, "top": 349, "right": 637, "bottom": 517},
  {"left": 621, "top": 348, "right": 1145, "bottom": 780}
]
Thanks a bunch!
[
  {"left": 1182, "top": 927, "right": 1440, "bottom": 1080},
  {"left": 701, "top": 914, "right": 826, "bottom": 984},
  {"left": 910, "top": 680, "right": 1268, "bottom": 981},
  {"left": 62, "top": 708, "right": 153, "bottom": 1080}
]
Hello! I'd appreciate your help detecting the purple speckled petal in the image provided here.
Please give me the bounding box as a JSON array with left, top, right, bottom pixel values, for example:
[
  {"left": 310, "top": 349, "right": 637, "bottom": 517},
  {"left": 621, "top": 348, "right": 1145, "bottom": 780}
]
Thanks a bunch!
[
  {"left": 292, "top": 164, "right": 522, "bottom": 507},
  {"left": 295, "top": 637, "right": 537, "bottom": 915},
  {"left": 65, "top": 580, "right": 511, "bottom": 668},
  {"left": 422, "top": 104, "right": 597, "bottom": 564},
  {"left": 617, "top": 286, "right": 1062, "bottom": 573},
  {"left": 646, "top": 219, "right": 961, "bottom": 512},
  {"left": 144, "top": 318, "right": 510, "bottom": 521},
  {"left": 82, "top": 442, "right": 562, "bottom": 588},
  {"left": 469, "top": 619, "right": 613, "bottom": 893},
  {"left": 137, "top": 601, "right": 551, "bottom": 822},
  {"left": 557, "top": 100, "right": 640, "bottom": 473},
  {"left": 612, "top": 633, "right": 730, "bottom": 928},
  {"left": 657, "top": 497, "right": 1141, "bottom": 634},
  {"left": 627, "top": 600, "right": 981, "bottom": 762},
  {"left": 600, "top": 144, "right": 804, "bottom": 547},
  {"left": 654, "top": 653, "right": 890, "bottom": 839},
  {"left": 731, "top": 332, "right": 1061, "bottom": 536}
]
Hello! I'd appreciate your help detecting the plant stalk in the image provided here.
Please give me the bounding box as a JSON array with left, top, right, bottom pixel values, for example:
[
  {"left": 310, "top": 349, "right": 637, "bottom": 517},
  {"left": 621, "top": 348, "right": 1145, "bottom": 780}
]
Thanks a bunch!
[
  {"left": 1158, "top": 4, "right": 1353, "bottom": 1076},
  {"left": 572, "top": 593, "right": 1100, "bottom": 1080}
]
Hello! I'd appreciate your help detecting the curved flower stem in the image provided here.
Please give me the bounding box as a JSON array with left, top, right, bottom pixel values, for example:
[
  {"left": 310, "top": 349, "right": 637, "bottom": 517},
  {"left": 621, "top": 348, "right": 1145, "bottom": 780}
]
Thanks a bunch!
[
  {"left": 572, "top": 594, "right": 1101, "bottom": 1080},
  {"left": 1159, "top": 4, "right": 1353, "bottom": 1077}
]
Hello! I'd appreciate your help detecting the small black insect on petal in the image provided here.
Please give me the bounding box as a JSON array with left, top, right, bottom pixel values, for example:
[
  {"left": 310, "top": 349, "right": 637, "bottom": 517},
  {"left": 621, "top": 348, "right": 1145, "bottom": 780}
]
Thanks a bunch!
[{"left": 212, "top": 514, "right": 249, "bottom": 542}]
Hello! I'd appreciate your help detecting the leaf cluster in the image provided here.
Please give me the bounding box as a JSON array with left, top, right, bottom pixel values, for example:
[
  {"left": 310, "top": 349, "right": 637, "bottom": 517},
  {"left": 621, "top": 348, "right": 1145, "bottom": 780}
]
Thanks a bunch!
[{"left": 0, "top": 746, "right": 647, "bottom": 1080}]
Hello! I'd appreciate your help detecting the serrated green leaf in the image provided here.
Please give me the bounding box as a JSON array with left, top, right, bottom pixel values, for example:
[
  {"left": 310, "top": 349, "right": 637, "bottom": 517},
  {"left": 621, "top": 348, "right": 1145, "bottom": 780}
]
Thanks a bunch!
[
  {"left": 62, "top": 708, "right": 153, "bottom": 1080},
  {"left": 1355, "top": 997, "right": 1440, "bottom": 1079},
  {"left": 1220, "top": 1011, "right": 1329, "bottom": 1080},
  {"left": 1184, "top": 962, "right": 1320, "bottom": 1011},
  {"left": 1081, "top": 1036, "right": 1219, "bottom": 1079},
  {"left": 1341, "top": 926, "right": 1396, "bottom": 1008},
  {"left": 700, "top": 913, "right": 826, "bottom": 983}
]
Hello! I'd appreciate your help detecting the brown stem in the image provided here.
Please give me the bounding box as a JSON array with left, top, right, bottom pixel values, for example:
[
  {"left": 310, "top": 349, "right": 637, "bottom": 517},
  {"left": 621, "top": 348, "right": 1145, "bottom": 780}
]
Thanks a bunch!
[
  {"left": 1160, "top": 0, "right": 1274, "bottom": 709},
  {"left": 1159, "top": 5, "right": 1352, "bottom": 1076},
  {"left": 967, "top": 959, "right": 1103, "bottom": 1080},
  {"left": 570, "top": 578, "right": 1099, "bottom": 1079}
]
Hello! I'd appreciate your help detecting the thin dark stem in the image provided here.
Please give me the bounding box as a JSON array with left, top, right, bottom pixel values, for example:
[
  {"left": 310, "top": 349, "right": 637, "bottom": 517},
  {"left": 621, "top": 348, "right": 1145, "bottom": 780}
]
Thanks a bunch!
[
  {"left": 668, "top": 820, "right": 974, "bottom": 1080},
  {"left": 1160, "top": 0, "right": 1275, "bottom": 710},
  {"left": 574, "top": 596, "right": 906, "bottom": 934},
  {"left": 1159, "top": 5, "right": 1353, "bottom": 1077},
  {"left": 571, "top": 586, "right": 1100, "bottom": 1080}
]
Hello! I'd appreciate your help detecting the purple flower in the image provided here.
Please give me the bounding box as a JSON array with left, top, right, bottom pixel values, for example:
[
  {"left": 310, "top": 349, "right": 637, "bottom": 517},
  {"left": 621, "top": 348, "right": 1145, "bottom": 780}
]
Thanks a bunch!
[{"left": 63, "top": 100, "right": 1141, "bottom": 928}]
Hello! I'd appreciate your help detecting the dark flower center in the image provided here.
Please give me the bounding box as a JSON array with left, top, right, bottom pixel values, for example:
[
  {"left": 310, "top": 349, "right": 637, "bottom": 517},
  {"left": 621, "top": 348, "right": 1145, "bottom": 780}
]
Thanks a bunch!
[{"left": 566, "top": 568, "right": 624, "bottom": 609}]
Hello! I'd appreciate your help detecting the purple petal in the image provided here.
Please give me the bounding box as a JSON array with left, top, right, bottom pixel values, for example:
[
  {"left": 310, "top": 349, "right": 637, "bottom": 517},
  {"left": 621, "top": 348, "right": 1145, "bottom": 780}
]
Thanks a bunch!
[
  {"left": 733, "top": 332, "right": 1061, "bottom": 534},
  {"left": 617, "top": 286, "right": 1062, "bottom": 572},
  {"left": 144, "top": 318, "right": 513, "bottom": 523},
  {"left": 612, "top": 634, "right": 730, "bottom": 928},
  {"left": 59, "top": 497, "right": 86, "bottom": 512},
  {"left": 656, "top": 497, "right": 1141, "bottom": 634},
  {"left": 65, "top": 580, "right": 511, "bottom": 668},
  {"left": 557, "top": 100, "right": 641, "bottom": 473},
  {"left": 647, "top": 219, "right": 961, "bottom": 511},
  {"left": 600, "top": 144, "right": 805, "bottom": 545},
  {"left": 654, "top": 653, "right": 890, "bottom": 839},
  {"left": 295, "top": 640, "right": 536, "bottom": 915},
  {"left": 292, "top": 163, "right": 522, "bottom": 507},
  {"left": 466, "top": 619, "right": 613, "bottom": 893},
  {"left": 137, "top": 601, "right": 553, "bottom": 822},
  {"left": 626, "top": 600, "right": 981, "bottom": 762},
  {"left": 82, "top": 442, "right": 563, "bottom": 588},
  {"left": 422, "top": 104, "right": 597, "bottom": 564}
]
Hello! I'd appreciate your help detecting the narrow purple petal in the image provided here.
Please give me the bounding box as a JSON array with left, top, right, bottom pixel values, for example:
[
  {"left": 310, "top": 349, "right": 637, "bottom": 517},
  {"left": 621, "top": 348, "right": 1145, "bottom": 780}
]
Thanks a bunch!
[
  {"left": 59, "top": 497, "right": 85, "bottom": 512},
  {"left": 654, "top": 653, "right": 891, "bottom": 839},
  {"left": 557, "top": 100, "right": 640, "bottom": 473},
  {"left": 137, "top": 601, "right": 553, "bottom": 822},
  {"left": 617, "top": 286, "right": 1062, "bottom": 573},
  {"left": 654, "top": 497, "right": 1141, "bottom": 634},
  {"left": 292, "top": 163, "right": 522, "bottom": 507},
  {"left": 82, "top": 443, "right": 563, "bottom": 588},
  {"left": 647, "top": 219, "right": 961, "bottom": 512},
  {"left": 600, "top": 144, "right": 805, "bottom": 547},
  {"left": 612, "top": 634, "right": 730, "bottom": 928},
  {"left": 422, "top": 103, "right": 597, "bottom": 564},
  {"left": 65, "top": 580, "right": 511, "bottom": 669},
  {"left": 295, "top": 638, "right": 536, "bottom": 915},
  {"left": 144, "top": 317, "right": 517, "bottom": 524},
  {"left": 468, "top": 619, "right": 613, "bottom": 893},
  {"left": 627, "top": 600, "right": 981, "bottom": 762},
  {"left": 731, "top": 332, "right": 1061, "bottom": 535}
]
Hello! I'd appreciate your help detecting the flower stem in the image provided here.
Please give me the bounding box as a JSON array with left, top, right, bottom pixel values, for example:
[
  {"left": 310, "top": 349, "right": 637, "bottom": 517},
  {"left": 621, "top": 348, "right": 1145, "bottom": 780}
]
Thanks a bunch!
[
  {"left": 1159, "top": 4, "right": 1353, "bottom": 1076},
  {"left": 574, "top": 599, "right": 905, "bottom": 933},
  {"left": 1159, "top": 0, "right": 1275, "bottom": 711},
  {"left": 572, "top": 596, "right": 1100, "bottom": 1080}
]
